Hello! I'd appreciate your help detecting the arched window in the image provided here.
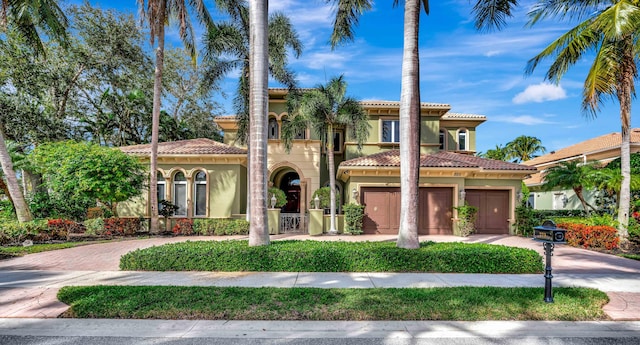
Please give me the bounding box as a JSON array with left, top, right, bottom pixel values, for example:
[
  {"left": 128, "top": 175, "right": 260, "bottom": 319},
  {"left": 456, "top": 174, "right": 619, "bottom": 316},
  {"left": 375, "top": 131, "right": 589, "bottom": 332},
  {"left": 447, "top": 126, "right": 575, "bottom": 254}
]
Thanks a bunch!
[
  {"left": 268, "top": 118, "right": 279, "bottom": 139},
  {"left": 172, "top": 172, "right": 187, "bottom": 216},
  {"left": 439, "top": 129, "right": 446, "bottom": 150},
  {"left": 193, "top": 171, "right": 207, "bottom": 217},
  {"left": 157, "top": 173, "right": 166, "bottom": 211},
  {"left": 457, "top": 129, "right": 468, "bottom": 151}
]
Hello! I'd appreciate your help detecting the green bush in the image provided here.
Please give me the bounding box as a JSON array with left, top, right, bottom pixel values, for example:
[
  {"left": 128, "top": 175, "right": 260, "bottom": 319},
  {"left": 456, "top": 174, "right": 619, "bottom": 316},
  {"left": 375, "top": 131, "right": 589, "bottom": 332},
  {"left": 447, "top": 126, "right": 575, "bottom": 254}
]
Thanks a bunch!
[
  {"left": 0, "top": 219, "right": 48, "bottom": 244},
  {"left": 454, "top": 203, "right": 478, "bottom": 237},
  {"left": 343, "top": 203, "right": 365, "bottom": 235},
  {"left": 310, "top": 187, "right": 340, "bottom": 209},
  {"left": 0, "top": 199, "right": 16, "bottom": 221},
  {"left": 268, "top": 187, "right": 287, "bottom": 208},
  {"left": 120, "top": 240, "right": 543, "bottom": 274},
  {"left": 83, "top": 218, "right": 105, "bottom": 236},
  {"left": 192, "top": 219, "right": 249, "bottom": 236}
]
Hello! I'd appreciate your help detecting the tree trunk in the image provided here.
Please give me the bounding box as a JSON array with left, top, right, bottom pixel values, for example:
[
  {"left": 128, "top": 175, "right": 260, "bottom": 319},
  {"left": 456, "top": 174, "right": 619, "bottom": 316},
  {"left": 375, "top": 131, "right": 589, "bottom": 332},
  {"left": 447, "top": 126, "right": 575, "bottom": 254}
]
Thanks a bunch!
[
  {"left": 616, "top": 39, "right": 634, "bottom": 242},
  {"left": 0, "top": 126, "right": 32, "bottom": 222},
  {"left": 149, "top": 7, "right": 166, "bottom": 234},
  {"left": 248, "top": 0, "right": 270, "bottom": 246},
  {"left": 327, "top": 124, "right": 338, "bottom": 234},
  {"left": 397, "top": 0, "right": 421, "bottom": 249}
]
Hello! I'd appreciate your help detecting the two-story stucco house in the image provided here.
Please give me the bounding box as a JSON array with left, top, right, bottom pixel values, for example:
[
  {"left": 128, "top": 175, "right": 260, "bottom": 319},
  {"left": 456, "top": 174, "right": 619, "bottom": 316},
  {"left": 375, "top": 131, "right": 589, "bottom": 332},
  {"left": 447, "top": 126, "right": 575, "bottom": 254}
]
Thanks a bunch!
[{"left": 119, "top": 89, "right": 536, "bottom": 235}]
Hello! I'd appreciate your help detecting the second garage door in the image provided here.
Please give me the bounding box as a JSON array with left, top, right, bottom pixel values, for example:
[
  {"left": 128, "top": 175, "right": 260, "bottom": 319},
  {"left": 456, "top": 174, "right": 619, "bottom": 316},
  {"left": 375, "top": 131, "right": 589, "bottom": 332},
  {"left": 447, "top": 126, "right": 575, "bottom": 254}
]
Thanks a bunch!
[
  {"left": 465, "top": 190, "right": 510, "bottom": 234},
  {"left": 361, "top": 187, "right": 453, "bottom": 235}
]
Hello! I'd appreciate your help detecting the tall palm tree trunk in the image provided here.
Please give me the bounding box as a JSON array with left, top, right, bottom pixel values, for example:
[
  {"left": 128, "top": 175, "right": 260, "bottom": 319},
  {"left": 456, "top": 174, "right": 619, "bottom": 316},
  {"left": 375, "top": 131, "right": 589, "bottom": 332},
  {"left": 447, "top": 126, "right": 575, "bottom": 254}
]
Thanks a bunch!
[
  {"left": 248, "top": 0, "right": 270, "bottom": 246},
  {"left": 0, "top": 126, "right": 32, "bottom": 222},
  {"left": 616, "top": 37, "right": 634, "bottom": 242},
  {"left": 397, "top": 0, "right": 421, "bottom": 249},
  {"left": 327, "top": 124, "right": 338, "bottom": 234},
  {"left": 149, "top": 6, "right": 166, "bottom": 234}
]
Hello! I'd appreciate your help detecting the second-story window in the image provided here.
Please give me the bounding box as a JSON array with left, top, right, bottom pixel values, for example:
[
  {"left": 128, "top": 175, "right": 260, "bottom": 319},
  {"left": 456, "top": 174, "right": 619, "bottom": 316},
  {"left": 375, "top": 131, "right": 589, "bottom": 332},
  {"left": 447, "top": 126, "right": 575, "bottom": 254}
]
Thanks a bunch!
[
  {"left": 268, "top": 118, "right": 279, "bottom": 139},
  {"left": 458, "top": 129, "right": 468, "bottom": 151},
  {"left": 381, "top": 120, "right": 400, "bottom": 143},
  {"left": 439, "top": 130, "right": 446, "bottom": 150}
]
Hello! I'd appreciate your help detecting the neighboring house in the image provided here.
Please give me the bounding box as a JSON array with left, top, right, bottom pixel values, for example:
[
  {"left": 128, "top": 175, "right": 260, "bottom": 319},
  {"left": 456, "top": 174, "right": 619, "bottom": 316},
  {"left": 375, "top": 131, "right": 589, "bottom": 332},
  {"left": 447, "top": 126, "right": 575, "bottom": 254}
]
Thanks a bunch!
[
  {"left": 120, "top": 89, "right": 536, "bottom": 235},
  {"left": 522, "top": 129, "right": 640, "bottom": 211}
]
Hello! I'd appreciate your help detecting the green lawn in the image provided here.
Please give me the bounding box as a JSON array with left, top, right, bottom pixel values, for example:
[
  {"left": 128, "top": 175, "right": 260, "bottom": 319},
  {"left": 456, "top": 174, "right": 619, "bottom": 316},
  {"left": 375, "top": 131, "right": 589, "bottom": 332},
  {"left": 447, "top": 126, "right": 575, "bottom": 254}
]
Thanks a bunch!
[
  {"left": 0, "top": 242, "right": 94, "bottom": 257},
  {"left": 58, "top": 286, "right": 609, "bottom": 321}
]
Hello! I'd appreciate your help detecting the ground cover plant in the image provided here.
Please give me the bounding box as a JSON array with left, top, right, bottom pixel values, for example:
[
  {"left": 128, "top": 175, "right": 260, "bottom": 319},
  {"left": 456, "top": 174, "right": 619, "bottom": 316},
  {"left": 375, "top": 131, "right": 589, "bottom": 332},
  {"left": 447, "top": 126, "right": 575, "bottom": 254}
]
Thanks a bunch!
[
  {"left": 57, "top": 286, "right": 608, "bottom": 321},
  {"left": 120, "top": 240, "right": 543, "bottom": 273}
]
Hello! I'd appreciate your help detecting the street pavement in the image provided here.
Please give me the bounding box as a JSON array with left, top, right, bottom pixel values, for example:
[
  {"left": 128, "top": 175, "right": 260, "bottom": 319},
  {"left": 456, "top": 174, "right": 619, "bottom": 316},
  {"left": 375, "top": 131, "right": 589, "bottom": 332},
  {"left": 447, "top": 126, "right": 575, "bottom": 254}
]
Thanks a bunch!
[{"left": 0, "top": 234, "right": 639, "bottom": 340}]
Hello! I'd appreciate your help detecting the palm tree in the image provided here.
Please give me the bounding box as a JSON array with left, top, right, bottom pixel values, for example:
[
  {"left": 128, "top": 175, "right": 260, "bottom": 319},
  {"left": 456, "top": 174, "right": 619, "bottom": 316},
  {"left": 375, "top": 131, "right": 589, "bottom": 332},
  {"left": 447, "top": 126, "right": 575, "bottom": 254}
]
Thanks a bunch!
[
  {"left": 525, "top": 0, "right": 640, "bottom": 240},
  {"left": 283, "top": 75, "right": 370, "bottom": 234},
  {"left": 589, "top": 166, "right": 640, "bottom": 210},
  {"left": 327, "top": 0, "right": 519, "bottom": 248},
  {"left": 137, "top": 0, "right": 214, "bottom": 232},
  {"left": 247, "top": 0, "right": 270, "bottom": 246},
  {"left": 0, "top": 0, "right": 68, "bottom": 222},
  {"left": 478, "top": 144, "right": 509, "bottom": 161},
  {"left": 203, "top": 4, "right": 302, "bottom": 145},
  {"left": 542, "top": 160, "right": 597, "bottom": 214},
  {"left": 505, "top": 135, "right": 546, "bottom": 163}
]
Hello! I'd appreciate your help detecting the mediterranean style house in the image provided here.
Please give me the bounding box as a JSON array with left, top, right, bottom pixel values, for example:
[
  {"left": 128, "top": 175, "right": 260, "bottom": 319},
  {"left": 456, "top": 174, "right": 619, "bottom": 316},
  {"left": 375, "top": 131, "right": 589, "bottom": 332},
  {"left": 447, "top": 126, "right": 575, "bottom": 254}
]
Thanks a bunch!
[
  {"left": 522, "top": 129, "right": 640, "bottom": 211},
  {"left": 119, "top": 89, "right": 536, "bottom": 235}
]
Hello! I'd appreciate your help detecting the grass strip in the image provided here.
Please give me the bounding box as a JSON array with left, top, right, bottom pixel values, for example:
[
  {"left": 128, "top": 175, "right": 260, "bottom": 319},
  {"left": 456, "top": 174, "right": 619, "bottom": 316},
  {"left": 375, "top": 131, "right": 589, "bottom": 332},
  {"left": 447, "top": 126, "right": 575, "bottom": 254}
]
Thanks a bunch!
[
  {"left": 120, "top": 240, "right": 543, "bottom": 273},
  {"left": 619, "top": 253, "right": 640, "bottom": 261},
  {"left": 0, "top": 242, "right": 95, "bottom": 256},
  {"left": 58, "top": 286, "right": 608, "bottom": 321}
]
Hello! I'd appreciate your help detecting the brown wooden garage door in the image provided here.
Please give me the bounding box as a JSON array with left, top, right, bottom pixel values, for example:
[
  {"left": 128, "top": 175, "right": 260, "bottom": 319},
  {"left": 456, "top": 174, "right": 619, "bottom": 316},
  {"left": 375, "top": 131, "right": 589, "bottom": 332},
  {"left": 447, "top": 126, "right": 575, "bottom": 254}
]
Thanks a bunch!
[
  {"left": 361, "top": 187, "right": 453, "bottom": 235},
  {"left": 465, "top": 190, "right": 510, "bottom": 234}
]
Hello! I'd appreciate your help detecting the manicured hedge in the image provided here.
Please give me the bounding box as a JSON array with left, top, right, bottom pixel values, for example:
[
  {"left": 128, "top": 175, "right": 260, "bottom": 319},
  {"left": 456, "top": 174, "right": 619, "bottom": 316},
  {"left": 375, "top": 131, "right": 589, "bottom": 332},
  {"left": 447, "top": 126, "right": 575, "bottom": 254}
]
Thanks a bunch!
[
  {"left": 557, "top": 222, "right": 619, "bottom": 250},
  {"left": 119, "top": 240, "right": 543, "bottom": 273}
]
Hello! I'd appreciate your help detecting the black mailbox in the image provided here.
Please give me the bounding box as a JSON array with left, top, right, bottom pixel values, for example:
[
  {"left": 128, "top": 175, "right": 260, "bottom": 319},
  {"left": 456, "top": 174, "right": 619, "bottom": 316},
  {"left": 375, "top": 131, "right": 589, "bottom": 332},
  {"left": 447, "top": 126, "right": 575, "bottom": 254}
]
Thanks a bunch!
[{"left": 533, "top": 220, "right": 567, "bottom": 244}]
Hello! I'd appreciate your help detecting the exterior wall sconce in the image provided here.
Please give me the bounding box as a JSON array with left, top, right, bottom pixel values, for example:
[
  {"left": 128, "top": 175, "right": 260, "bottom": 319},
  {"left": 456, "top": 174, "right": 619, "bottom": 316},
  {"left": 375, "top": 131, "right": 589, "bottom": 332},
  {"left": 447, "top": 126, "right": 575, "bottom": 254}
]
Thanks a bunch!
[
  {"left": 459, "top": 189, "right": 466, "bottom": 202},
  {"left": 561, "top": 195, "right": 569, "bottom": 208},
  {"left": 313, "top": 195, "right": 320, "bottom": 209},
  {"left": 352, "top": 188, "right": 359, "bottom": 203},
  {"left": 270, "top": 194, "right": 277, "bottom": 209},
  {"left": 517, "top": 189, "right": 524, "bottom": 202}
]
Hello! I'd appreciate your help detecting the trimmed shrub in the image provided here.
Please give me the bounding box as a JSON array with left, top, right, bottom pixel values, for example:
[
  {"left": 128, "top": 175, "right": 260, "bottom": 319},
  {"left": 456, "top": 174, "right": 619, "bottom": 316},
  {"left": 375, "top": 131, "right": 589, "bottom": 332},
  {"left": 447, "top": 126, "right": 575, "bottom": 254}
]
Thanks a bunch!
[
  {"left": 0, "top": 220, "right": 48, "bottom": 244},
  {"left": 268, "top": 187, "right": 287, "bottom": 208},
  {"left": 48, "top": 219, "right": 85, "bottom": 239},
  {"left": 120, "top": 240, "right": 543, "bottom": 274},
  {"left": 172, "top": 218, "right": 194, "bottom": 236},
  {"left": 83, "top": 218, "right": 105, "bottom": 236},
  {"left": 343, "top": 203, "right": 365, "bottom": 235},
  {"left": 192, "top": 219, "right": 249, "bottom": 236},
  {"left": 558, "top": 222, "right": 619, "bottom": 250},
  {"left": 103, "top": 217, "right": 143, "bottom": 236}
]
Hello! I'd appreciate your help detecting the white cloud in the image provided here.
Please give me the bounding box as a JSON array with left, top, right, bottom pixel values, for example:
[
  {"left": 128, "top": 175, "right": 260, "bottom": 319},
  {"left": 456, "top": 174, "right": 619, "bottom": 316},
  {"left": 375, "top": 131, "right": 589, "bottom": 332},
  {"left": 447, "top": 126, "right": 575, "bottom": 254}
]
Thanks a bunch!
[
  {"left": 491, "top": 115, "right": 555, "bottom": 125},
  {"left": 512, "top": 83, "right": 567, "bottom": 104}
]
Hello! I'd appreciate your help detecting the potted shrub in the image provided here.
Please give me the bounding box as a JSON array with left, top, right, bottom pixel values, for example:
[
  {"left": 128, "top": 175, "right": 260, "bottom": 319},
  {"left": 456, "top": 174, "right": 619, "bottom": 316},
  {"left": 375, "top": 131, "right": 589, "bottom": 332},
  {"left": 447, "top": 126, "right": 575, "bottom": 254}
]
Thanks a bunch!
[
  {"left": 310, "top": 187, "right": 341, "bottom": 213},
  {"left": 268, "top": 187, "right": 288, "bottom": 208}
]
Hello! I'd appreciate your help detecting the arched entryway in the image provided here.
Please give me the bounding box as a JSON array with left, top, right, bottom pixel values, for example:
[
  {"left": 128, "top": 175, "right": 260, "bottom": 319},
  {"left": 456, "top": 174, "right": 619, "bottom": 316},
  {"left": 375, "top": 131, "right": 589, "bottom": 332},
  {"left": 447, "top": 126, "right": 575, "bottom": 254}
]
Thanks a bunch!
[{"left": 279, "top": 171, "right": 300, "bottom": 213}]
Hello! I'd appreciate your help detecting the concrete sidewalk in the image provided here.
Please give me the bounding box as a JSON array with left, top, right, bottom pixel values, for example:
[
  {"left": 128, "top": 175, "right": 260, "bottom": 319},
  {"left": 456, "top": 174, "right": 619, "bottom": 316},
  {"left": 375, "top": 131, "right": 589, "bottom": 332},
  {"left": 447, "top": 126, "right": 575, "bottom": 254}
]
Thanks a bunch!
[{"left": 0, "top": 234, "right": 639, "bottom": 320}]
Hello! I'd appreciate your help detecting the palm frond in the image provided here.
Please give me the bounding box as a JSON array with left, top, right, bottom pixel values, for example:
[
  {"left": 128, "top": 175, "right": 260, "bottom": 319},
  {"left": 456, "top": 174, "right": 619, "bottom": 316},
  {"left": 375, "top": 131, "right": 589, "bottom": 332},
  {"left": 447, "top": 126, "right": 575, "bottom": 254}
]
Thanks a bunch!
[
  {"left": 473, "top": 0, "right": 519, "bottom": 32},
  {"left": 326, "top": 0, "right": 373, "bottom": 48}
]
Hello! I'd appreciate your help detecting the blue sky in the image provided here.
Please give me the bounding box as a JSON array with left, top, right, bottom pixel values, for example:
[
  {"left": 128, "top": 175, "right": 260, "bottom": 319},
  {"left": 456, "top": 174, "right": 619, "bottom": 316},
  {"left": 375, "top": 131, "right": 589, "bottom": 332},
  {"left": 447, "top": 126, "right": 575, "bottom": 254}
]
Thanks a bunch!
[{"left": 73, "top": 0, "right": 635, "bottom": 154}]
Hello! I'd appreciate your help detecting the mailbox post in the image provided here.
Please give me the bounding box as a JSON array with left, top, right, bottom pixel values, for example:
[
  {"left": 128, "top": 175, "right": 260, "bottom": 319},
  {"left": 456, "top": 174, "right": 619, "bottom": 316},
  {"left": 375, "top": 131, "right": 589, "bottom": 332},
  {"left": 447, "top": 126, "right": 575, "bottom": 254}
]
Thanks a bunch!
[{"left": 532, "top": 220, "right": 567, "bottom": 303}]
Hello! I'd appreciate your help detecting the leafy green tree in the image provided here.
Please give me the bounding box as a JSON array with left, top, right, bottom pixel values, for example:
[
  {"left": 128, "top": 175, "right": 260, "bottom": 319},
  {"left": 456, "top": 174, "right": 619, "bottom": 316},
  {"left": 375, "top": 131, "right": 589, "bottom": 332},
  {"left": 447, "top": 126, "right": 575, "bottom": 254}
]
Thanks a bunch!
[
  {"left": 542, "top": 160, "right": 597, "bottom": 214},
  {"left": 505, "top": 135, "right": 546, "bottom": 163},
  {"left": 526, "top": 0, "right": 640, "bottom": 240},
  {"left": 589, "top": 167, "right": 640, "bottom": 210},
  {"left": 30, "top": 141, "right": 147, "bottom": 218},
  {"left": 327, "top": 0, "right": 519, "bottom": 248},
  {"left": 0, "top": 0, "right": 69, "bottom": 222},
  {"left": 137, "top": 0, "right": 215, "bottom": 233},
  {"left": 284, "top": 75, "right": 370, "bottom": 234}
]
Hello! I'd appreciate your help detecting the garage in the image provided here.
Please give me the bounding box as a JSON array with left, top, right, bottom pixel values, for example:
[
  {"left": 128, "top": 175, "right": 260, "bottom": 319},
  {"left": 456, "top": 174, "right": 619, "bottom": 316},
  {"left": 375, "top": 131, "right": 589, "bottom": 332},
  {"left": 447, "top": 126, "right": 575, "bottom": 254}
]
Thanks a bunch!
[
  {"left": 465, "top": 190, "right": 510, "bottom": 234},
  {"left": 361, "top": 187, "right": 453, "bottom": 235}
]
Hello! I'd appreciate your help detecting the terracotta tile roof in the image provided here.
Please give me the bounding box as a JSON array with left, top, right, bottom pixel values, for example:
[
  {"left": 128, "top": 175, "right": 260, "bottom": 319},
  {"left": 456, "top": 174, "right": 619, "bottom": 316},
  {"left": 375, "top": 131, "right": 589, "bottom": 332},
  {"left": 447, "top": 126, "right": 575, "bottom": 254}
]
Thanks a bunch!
[
  {"left": 442, "top": 112, "right": 486, "bottom": 120},
  {"left": 340, "top": 150, "right": 537, "bottom": 171},
  {"left": 523, "top": 128, "right": 640, "bottom": 166},
  {"left": 119, "top": 138, "right": 246, "bottom": 155},
  {"left": 360, "top": 100, "right": 450, "bottom": 108}
]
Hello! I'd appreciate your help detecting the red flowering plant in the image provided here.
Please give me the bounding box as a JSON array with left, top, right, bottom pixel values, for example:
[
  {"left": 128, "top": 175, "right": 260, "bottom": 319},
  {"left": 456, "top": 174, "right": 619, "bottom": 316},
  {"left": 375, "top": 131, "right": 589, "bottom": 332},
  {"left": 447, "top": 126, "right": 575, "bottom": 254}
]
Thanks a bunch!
[
  {"left": 47, "top": 219, "right": 85, "bottom": 240},
  {"left": 172, "top": 218, "right": 194, "bottom": 236},
  {"left": 558, "top": 222, "right": 619, "bottom": 250}
]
